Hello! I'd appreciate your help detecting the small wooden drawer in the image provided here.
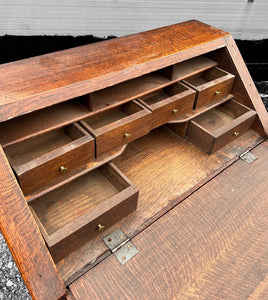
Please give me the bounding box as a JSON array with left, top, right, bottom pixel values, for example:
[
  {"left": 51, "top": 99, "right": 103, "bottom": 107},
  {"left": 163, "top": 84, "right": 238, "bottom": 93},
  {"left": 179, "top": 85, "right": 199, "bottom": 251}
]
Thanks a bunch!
[
  {"left": 80, "top": 100, "right": 152, "bottom": 157},
  {"left": 183, "top": 67, "right": 235, "bottom": 109},
  {"left": 186, "top": 100, "right": 257, "bottom": 154},
  {"left": 137, "top": 82, "right": 196, "bottom": 129},
  {"left": 4, "top": 123, "right": 95, "bottom": 195},
  {"left": 29, "top": 162, "right": 138, "bottom": 263}
]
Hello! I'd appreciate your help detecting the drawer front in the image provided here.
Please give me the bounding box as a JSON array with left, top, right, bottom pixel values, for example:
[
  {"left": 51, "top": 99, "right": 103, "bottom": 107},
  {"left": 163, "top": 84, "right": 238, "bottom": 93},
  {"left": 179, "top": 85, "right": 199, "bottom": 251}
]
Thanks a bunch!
[
  {"left": 196, "top": 76, "right": 235, "bottom": 109},
  {"left": 49, "top": 188, "right": 138, "bottom": 263},
  {"left": 150, "top": 91, "right": 196, "bottom": 129},
  {"left": 18, "top": 137, "right": 95, "bottom": 196},
  {"left": 187, "top": 110, "right": 257, "bottom": 154},
  {"left": 211, "top": 112, "right": 257, "bottom": 153},
  {"left": 95, "top": 111, "right": 151, "bottom": 157}
]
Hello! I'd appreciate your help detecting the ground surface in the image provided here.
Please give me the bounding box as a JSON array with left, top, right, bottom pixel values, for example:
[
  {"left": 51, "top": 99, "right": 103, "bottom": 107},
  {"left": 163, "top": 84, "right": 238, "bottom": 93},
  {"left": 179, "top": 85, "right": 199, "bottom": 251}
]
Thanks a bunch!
[{"left": 0, "top": 84, "right": 267, "bottom": 299}]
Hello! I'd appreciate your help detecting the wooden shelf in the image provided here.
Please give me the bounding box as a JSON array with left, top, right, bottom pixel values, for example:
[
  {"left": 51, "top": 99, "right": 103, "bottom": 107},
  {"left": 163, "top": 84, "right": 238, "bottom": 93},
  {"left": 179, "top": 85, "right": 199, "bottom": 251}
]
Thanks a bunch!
[
  {"left": 0, "top": 100, "right": 90, "bottom": 148},
  {"left": 163, "top": 56, "right": 217, "bottom": 81}
]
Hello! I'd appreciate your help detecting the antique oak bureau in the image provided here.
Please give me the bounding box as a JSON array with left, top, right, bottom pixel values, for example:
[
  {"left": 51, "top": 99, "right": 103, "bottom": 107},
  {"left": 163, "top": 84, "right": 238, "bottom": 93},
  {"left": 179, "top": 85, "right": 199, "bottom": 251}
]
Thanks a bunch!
[{"left": 0, "top": 21, "right": 267, "bottom": 299}]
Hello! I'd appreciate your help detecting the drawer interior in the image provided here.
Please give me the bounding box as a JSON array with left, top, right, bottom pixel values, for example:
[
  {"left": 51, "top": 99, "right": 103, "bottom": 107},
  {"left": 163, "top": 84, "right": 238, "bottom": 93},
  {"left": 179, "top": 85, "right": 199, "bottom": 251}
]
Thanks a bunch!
[
  {"left": 30, "top": 165, "right": 129, "bottom": 235},
  {"left": 192, "top": 100, "right": 252, "bottom": 133},
  {"left": 139, "top": 82, "right": 190, "bottom": 107},
  {"left": 81, "top": 101, "right": 144, "bottom": 130},
  {"left": 29, "top": 162, "right": 138, "bottom": 263},
  {"left": 184, "top": 67, "right": 229, "bottom": 87},
  {"left": 5, "top": 124, "right": 87, "bottom": 170}
]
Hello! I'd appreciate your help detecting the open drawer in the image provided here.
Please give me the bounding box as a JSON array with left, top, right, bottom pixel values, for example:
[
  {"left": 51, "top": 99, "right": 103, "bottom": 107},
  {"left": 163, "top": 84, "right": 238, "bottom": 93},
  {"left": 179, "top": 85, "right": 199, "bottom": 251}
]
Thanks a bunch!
[
  {"left": 29, "top": 162, "right": 138, "bottom": 263},
  {"left": 137, "top": 82, "right": 196, "bottom": 129},
  {"left": 186, "top": 100, "right": 257, "bottom": 154},
  {"left": 4, "top": 123, "right": 95, "bottom": 195},
  {"left": 183, "top": 67, "right": 235, "bottom": 109},
  {"left": 80, "top": 100, "right": 152, "bottom": 157}
]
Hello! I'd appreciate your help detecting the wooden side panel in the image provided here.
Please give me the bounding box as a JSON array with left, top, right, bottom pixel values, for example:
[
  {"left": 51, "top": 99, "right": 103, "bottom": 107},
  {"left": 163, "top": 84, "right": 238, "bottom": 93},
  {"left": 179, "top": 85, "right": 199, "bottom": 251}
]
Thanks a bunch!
[
  {"left": 0, "top": 146, "right": 66, "bottom": 300},
  {"left": 215, "top": 35, "right": 268, "bottom": 136},
  {"left": 69, "top": 140, "right": 268, "bottom": 300}
]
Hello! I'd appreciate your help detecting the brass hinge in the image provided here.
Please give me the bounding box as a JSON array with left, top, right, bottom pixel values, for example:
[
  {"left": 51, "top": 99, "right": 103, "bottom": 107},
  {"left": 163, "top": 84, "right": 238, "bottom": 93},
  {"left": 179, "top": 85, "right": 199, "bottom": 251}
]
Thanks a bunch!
[
  {"left": 103, "top": 229, "right": 138, "bottom": 265},
  {"left": 231, "top": 146, "right": 258, "bottom": 164}
]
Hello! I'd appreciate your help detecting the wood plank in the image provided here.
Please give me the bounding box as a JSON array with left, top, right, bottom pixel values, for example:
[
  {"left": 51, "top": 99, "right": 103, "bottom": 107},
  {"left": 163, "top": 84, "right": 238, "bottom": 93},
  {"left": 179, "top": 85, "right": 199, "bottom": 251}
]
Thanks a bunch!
[
  {"left": 0, "top": 20, "right": 229, "bottom": 121},
  {"left": 69, "top": 140, "right": 268, "bottom": 300},
  {"left": 56, "top": 126, "right": 262, "bottom": 284},
  {"left": 0, "top": 146, "right": 66, "bottom": 300},
  {"left": 0, "top": 100, "right": 90, "bottom": 148}
]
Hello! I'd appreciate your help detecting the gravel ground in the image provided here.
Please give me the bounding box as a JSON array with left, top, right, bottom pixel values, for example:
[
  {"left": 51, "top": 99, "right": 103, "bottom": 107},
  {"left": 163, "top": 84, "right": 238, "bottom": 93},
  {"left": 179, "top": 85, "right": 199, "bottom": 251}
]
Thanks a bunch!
[{"left": 0, "top": 82, "right": 267, "bottom": 300}]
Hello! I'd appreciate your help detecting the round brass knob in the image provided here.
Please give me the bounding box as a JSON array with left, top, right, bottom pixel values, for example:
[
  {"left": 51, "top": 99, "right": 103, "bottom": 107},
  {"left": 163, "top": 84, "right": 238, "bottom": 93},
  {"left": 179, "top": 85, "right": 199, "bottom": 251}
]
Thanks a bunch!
[
  {"left": 173, "top": 109, "right": 179, "bottom": 114},
  {"left": 215, "top": 91, "right": 221, "bottom": 95},
  {"left": 233, "top": 132, "right": 239, "bottom": 137},
  {"left": 124, "top": 133, "right": 131, "bottom": 138},
  {"left": 97, "top": 224, "right": 105, "bottom": 231},
  {"left": 59, "top": 166, "right": 67, "bottom": 173}
]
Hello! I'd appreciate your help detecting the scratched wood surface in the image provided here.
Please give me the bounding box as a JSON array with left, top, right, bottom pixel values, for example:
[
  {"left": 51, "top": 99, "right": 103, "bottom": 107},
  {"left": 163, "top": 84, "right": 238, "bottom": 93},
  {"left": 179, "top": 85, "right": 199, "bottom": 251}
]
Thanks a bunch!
[
  {"left": 69, "top": 140, "right": 268, "bottom": 300},
  {"left": 0, "top": 146, "right": 66, "bottom": 300},
  {"left": 0, "top": 20, "right": 229, "bottom": 121},
  {"left": 57, "top": 126, "right": 263, "bottom": 284}
]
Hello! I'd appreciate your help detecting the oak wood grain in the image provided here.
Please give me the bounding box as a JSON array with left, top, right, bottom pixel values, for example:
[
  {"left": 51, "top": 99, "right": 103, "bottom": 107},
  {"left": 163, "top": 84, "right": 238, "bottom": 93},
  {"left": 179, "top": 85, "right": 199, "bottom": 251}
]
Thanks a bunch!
[
  {"left": 0, "top": 21, "right": 229, "bottom": 121},
  {"left": 69, "top": 140, "right": 268, "bottom": 300},
  {"left": 0, "top": 146, "right": 66, "bottom": 300},
  {"left": 80, "top": 101, "right": 152, "bottom": 157},
  {"left": 183, "top": 67, "right": 235, "bottom": 109},
  {"left": 207, "top": 37, "right": 268, "bottom": 136},
  {"left": 0, "top": 100, "right": 90, "bottom": 148},
  {"left": 187, "top": 99, "right": 257, "bottom": 153},
  {"left": 57, "top": 126, "right": 262, "bottom": 284},
  {"left": 4, "top": 123, "right": 95, "bottom": 195},
  {"left": 30, "top": 163, "right": 138, "bottom": 263},
  {"left": 137, "top": 82, "right": 196, "bottom": 129}
]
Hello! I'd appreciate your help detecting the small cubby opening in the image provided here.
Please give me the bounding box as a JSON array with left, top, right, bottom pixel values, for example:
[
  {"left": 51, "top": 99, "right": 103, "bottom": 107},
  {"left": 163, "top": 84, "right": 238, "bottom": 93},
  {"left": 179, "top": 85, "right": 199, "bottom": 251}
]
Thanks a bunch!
[
  {"left": 81, "top": 101, "right": 145, "bottom": 130},
  {"left": 183, "top": 67, "right": 229, "bottom": 87},
  {"left": 138, "top": 82, "right": 190, "bottom": 107},
  {"left": 0, "top": 97, "right": 91, "bottom": 148}
]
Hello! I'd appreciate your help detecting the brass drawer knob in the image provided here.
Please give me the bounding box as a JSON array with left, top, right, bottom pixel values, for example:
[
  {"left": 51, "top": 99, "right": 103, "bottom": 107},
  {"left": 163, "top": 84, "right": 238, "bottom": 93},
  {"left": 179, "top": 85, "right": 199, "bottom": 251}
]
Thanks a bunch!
[
  {"left": 173, "top": 109, "right": 179, "bottom": 114},
  {"left": 124, "top": 133, "right": 131, "bottom": 138},
  {"left": 97, "top": 224, "right": 105, "bottom": 231},
  {"left": 233, "top": 131, "right": 240, "bottom": 137},
  {"left": 215, "top": 91, "right": 221, "bottom": 95},
  {"left": 59, "top": 166, "right": 67, "bottom": 173}
]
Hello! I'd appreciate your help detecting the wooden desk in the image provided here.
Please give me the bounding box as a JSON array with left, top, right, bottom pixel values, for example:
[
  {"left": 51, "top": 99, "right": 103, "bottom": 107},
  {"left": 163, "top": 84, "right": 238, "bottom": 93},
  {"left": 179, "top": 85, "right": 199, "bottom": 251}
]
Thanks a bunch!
[{"left": 0, "top": 20, "right": 267, "bottom": 299}]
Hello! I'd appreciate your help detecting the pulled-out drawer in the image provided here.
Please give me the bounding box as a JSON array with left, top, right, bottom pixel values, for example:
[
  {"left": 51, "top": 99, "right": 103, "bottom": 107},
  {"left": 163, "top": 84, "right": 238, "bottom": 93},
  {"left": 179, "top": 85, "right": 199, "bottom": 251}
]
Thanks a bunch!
[
  {"left": 183, "top": 67, "right": 235, "bottom": 109},
  {"left": 29, "top": 162, "right": 138, "bottom": 263},
  {"left": 186, "top": 100, "right": 257, "bottom": 154},
  {"left": 80, "top": 100, "right": 152, "bottom": 157},
  {"left": 137, "top": 82, "right": 196, "bottom": 129},
  {"left": 4, "top": 123, "right": 95, "bottom": 195}
]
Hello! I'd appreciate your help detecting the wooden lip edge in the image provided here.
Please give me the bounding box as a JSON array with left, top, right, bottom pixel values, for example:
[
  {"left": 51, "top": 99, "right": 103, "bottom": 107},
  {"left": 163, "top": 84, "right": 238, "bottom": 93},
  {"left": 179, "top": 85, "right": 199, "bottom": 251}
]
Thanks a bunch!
[
  {"left": 168, "top": 94, "right": 234, "bottom": 123},
  {"left": 88, "top": 101, "right": 152, "bottom": 136},
  {"left": 0, "top": 104, "right": 92, "bottom": 149},
  {"left": 10, "top": 134, "right": 93, "bottom": 176},
  {"left": 25, "top": 144, "right": 128, "bottom": 203},
  {"left": 182, "top": 72, "right": 235, "bottom": 91},
  {"left": 188, "top": 99, "right": 257, "bottom": 139},
  {"left": 136, "top": 85, "right": 196, "bottom": 111},
  {"left": 0, "top": 38, "right": 227, "bottom": 123}
]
